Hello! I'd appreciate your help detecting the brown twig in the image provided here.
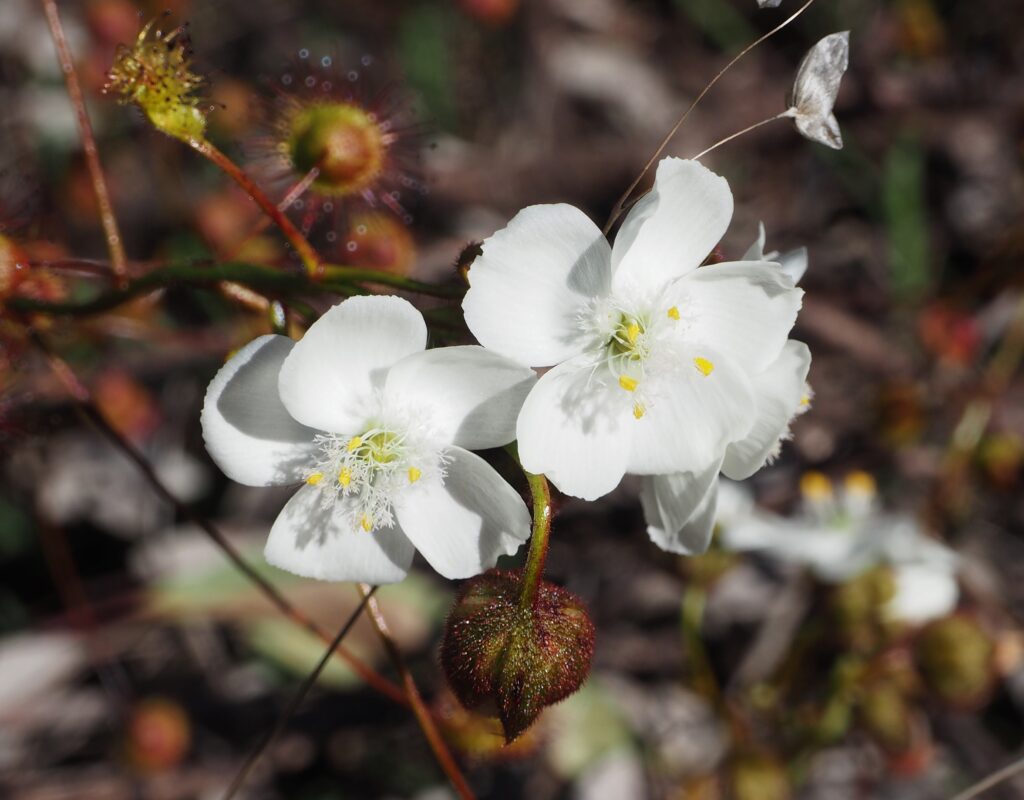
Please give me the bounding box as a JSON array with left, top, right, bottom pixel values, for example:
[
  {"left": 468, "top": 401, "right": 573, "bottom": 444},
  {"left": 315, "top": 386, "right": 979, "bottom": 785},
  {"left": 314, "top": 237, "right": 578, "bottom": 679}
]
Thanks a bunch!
[
  {"left": 189, "top": 139, "right": 323, "bottom": 278},
  {"left": 39, "top": 0, "right": 129, "bottom": 286},
  {"left": 358, "top": 583, "right": 477, "bottom": 800},
  {"left": 221, "top": 588, "right": 377, "bottom": 800},
  {"left": 28, "top": 329, "right": 406, "bottom": 706},
  {"left": 951, "top": 753, "right": 1024, "bottom": 800}
]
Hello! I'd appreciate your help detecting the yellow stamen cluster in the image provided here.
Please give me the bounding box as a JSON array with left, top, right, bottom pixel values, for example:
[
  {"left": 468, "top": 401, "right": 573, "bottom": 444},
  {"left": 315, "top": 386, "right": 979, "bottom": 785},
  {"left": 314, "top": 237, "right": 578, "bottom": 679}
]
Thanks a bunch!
[
  {"left": 104, "top": 20, "right": 207, "bottom": 143},
  {"left": 800, "top": 470, "right": 833, "bottom": 500},
  {"left": 844, "top": 470, "right": 877, "bottom": 497}
]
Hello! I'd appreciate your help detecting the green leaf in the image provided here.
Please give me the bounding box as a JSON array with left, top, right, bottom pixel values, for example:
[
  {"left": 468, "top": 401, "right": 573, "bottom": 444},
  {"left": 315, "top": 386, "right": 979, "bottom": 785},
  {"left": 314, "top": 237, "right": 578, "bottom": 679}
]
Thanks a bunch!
[{"left": 883, "top": 135, "right": 931, "bottom": 301}]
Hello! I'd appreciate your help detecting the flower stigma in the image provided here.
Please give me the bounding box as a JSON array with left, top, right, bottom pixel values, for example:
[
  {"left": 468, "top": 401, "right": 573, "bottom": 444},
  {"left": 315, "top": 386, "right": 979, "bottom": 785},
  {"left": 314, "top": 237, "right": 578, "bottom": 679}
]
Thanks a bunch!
[{"left": 303, "top": 413, "right": 447, "bottom": 532}]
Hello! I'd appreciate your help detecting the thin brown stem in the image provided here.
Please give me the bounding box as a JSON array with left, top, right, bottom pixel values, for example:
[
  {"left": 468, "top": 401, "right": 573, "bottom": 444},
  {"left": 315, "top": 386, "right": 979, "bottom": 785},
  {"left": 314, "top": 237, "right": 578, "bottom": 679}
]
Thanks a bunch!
[
  {"left": 40, "top": 0, "right": 129, "bottom": 285},
  {"left": 690, "top": 110, "right": 795, "bottom": 161},
  {"left": 223, "top": 166, "right": 321, "bottom": 263},
  {"left": 221, "top": 588, "right": 377, "bottom": 800},
  {"left": 28, "top": 330, "right": 406, "bottom": 706},
  {"left": 951, "top": 753, "right": 1024, "bottom": 800},
  {"left": 189, "top": 139, "right": 323, "bottom": 277},
  {"left": 357, "top": 584, "right": 477, "bottom": 800},
  {"left": 603, "top": 0, "right": 818, "bottom": 236}
]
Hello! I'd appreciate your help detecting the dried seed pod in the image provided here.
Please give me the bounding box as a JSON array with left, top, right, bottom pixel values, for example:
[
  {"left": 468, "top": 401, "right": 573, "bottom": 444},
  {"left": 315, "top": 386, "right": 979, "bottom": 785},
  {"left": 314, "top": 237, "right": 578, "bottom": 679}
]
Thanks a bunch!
[
  {"left": 440, "top": 569, "right": 595, "bottom": 743},
  {"left": 787, "top": 32, "right": 850, "bottom": 150}
]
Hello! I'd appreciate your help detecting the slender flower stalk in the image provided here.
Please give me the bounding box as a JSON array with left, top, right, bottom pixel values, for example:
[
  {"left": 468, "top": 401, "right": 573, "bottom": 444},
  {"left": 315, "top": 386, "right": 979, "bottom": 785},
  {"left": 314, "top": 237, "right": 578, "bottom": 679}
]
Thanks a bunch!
[
  {"left": 518, "top": 468, "right": 552, "bottom": 611},
  {"left": 603, "top": 0, "right": 818, "bottom": 235},
  {"left": 189, "top": 139, "right": 324, "bottom": 277},
  {"left": 691, "top": 111, "right": 796, "bottom": 161},
  {"left": 358, "top": 584, "right": 477, "bottom": 800},
  {"left": 39, "top": 0, "right": 128, "bottom": 286},
  {"left": 222, "top": 588, "right": 377, "bottom": 800}
]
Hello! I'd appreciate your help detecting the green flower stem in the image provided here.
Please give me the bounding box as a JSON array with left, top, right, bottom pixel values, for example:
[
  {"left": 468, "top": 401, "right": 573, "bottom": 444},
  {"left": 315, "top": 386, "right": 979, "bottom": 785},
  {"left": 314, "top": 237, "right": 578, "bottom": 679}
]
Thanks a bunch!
[
  {"left": 7, "top": 261, "right": 459, "bottom": 317},
  {"left": 322, "top": 265, "right": 465, "bottom": 299},
  {"left": 506, "top": 444, "right": 553, "bottom": 611},
  {"left": 681, "top": 585, "right": 720, "bottom": 701}
]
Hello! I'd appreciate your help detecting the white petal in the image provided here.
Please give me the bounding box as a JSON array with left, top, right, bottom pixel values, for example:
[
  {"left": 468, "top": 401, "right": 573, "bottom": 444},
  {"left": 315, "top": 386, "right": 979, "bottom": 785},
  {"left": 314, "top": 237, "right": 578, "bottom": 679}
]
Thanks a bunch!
[
  {"left": 516, "top": 355, "right": 633, "bottom": 500},
  {"left": 722, "top": 341, "right": 811, "bottom": 481},
  {"left": 742, "top": 222, "right": 768, "bottom": 261},
  {"left": 463, "top": 204, "right": 611, "bottom": 367},
  {"left": 640, "top": 460, "right": 722, "bottom": 555},
  {"left": 611, "top": 158, "right": 733, "bottom": 291},
  {"left": 384, "top": 346, "right": 536, "bottom": 450},
  {"left": 778, "top": 247, "right": 808, "bottom": 284},
  {"left": 675, "top": 261, "right": 804, "bottom": 374},
  {"left": 278, "top": 296, "right": 426, "bottom": 433},
  {"left": 743, "top": 223, "right": 809, "bottom": 285},
  {"left": 394, "top": 447, "right": 530, "bottom": 579},
  {"left": 628, "top": 348, "right": 756, "bottom": 475},
  {"left": 201, "top": 335, "right": 319, "bottom": 486},
  {"left": 886, "top": 565, "right": 959, "bottom": 625},
  {"left": 265, "top": 484, "right": 415, "bottom": 584}
]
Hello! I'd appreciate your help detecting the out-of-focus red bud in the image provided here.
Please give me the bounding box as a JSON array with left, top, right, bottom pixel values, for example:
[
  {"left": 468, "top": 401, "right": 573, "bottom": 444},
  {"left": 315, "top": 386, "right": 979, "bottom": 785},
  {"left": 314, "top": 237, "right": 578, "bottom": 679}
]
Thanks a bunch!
[
  {"left": 458, "top": 0, "right": 520, "bottom": 26},
  {"left": 440, "top": 569, "right": 594, "bottom": 743},
  {"left": 918, "top": 302, "right": 981, "bottom": 366},
  {"left": 125, "top": 697, "right": 191, "bottom": 772}
]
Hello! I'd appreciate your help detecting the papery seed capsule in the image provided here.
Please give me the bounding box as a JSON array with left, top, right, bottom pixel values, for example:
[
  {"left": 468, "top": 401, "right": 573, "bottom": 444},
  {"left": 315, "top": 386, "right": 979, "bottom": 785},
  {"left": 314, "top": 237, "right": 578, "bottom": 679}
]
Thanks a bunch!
[{"left": 440, "top": 569, "right": 595, "bottom": 743}]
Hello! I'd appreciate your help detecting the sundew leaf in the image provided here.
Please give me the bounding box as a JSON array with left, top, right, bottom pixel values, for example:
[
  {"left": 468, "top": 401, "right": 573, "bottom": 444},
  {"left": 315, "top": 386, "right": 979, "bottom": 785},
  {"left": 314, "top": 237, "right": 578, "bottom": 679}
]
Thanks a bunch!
[{"left": 883, "top": 136, "right": 931, "bottom": 302}]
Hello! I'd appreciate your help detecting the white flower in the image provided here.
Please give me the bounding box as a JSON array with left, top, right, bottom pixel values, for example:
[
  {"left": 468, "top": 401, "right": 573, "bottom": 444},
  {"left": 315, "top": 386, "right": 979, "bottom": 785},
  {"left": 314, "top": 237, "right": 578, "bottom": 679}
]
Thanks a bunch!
[
  {"left": 463, "top": 158, "right": 804, "bottom": 504},
  {"left": 640, "top": 224, "right": 812, "bottom": 555},
  {"left": 788, "top": 31, "right": 851, "bottom": 150},
  {"left": 201, "top": 295, "right": 536, "bottom": 584},
  {"left": 718, "top": 472, "right": 960, "bottom": 625}
]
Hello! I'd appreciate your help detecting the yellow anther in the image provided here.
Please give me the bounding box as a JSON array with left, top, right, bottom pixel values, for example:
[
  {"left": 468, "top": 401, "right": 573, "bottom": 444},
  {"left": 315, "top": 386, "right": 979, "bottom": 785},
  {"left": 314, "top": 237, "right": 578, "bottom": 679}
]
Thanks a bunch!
[
  {"left": 667, "top": 306, "right": 680, "bottom": 320},
  {"left": 347, "top": 436, "right": 363, "bottom": 452},
  {"left": 618, "top": 375, "right": 639, "bottom": 392},
  {"left": 633, "top": 403, "right": 646, "bottom": 419},
  {"left": 338, "top": 467, "right": 352, "bottom": 488},
  {"left": 800, "top": 394, "right": 811, "bottom": 407},
  {"left": 694, "top": 357, "right": 715, "bottom": 376},
  {"left": 360, "top": 515, "right": 372, "bottom": 532},
  {"left": 626, "top": 323, "right": 641, "bottom": 345},
  {"left": 844, "top": 470, "right": 876, "bottom": 497},
  {"left": 306, "top": 472, "right": 324, "bottom": 485},
  {"left": 800, "top": 471, "right": 833, "bottom": 500},
  {"left": 408, "top": 466, "right": 422, "bottom": 484}
]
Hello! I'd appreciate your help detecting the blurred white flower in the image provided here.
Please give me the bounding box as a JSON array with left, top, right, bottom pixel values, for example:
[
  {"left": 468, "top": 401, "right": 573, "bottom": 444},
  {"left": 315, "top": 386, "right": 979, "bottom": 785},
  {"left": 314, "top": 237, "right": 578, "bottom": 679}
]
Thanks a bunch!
[
  {"left": 463, "top": 158, "right": 804, "bottom": 503},
  {"left": 757, "top": 0, "right": 783, "bottom": 7},
  {"left": 787, "top": 31, "right": 851, "bottom": 150},
  {"left": 641, "top": 225, "right": 812, "bottom": 555},
  {"left": 202, "top": 295, "right": 535, "bottom": 584},
  {"left": 717, "top": 472, "right": 960, "bottom": 624}
]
